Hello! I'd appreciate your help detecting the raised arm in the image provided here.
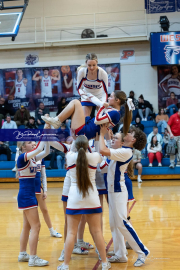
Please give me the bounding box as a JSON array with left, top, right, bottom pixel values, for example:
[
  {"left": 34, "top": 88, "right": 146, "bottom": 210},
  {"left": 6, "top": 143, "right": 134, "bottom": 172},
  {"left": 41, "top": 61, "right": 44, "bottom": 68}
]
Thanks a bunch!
[
  {"left": 36, "top": 141, "right": 50, "bottom": 161},
  {"left": 25, "top": 140, "right": 46, "bottom": 161},
  {"left": 49, "top": 140, "right": 70, "bottom": 153},
  {"left": 99, "top": 124, "right": 111, "bottom": 156},
  {"left": 32, "top": 71, "right": 41, "bottom": 81}
]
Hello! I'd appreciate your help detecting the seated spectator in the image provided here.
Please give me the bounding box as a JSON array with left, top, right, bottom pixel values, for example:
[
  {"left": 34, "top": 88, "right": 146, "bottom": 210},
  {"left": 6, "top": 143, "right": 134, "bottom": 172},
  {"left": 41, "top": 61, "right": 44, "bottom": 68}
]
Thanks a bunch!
[
  {"left": 138, "top": 94, "right": 153, "bottom": 121},
  {"left": 147, "top": 135, "right": 162, "bottom": 167},
  {"left": 57, "top": 97, "right": 68, "bottom": 115},
  {"left": 129, "top": 90, "right": 138, "bottom": 121},
  {"left": 47, "top": 149, "right": 65, "bottom": 170},
  {"left": 166, "top": 92, "right": 178, "bottom": 117},
  {"left": 167, "top": 108, "right": 180, "bottom": 168},
  {"left": 147, "top": 126, "right": 163, "bottom": 145},
  {"left": 0, "top": 141, "right": 11, "bottom": 161},
  {"left": 35, "top": 102, "right": 50, "bottom": 126},
  {"left": 1, "top": 114, "right": 17, "bottom": 129},
  {"left": 133, "top": 148, "right": 143, "bottom": 183},
  {"left": 25, "top": 116, "right": 38, "bottom": 129},
  {"left": 0, "top": 98, "right": 12, "bottom": 128},
  {"left": 133, "top": 117, "right": 144, "bottom": 131},
  {"left": 14, "top": 105, "right": 30, "bottom": 127},
  {"left": 58, "top": 123, "right": 70, "bottom": 143},
  {"left": 163, "top": 128, "right": 170, "bottom": 157},
  {"left": 155, "top": 108, "right": 169, "bottom": 134}
]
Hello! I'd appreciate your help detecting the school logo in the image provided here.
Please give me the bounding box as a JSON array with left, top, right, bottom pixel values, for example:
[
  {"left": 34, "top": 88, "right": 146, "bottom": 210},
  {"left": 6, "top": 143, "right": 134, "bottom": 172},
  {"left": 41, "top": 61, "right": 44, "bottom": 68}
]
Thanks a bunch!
[
  {"left": 164, "top": 45, "right": 180, "bottom": 63},
  {"left": 120, "top": 50, "right": 134, "bottom": 60},
  {"left": 25, "top": 54, "right": 39, "bottom": 66}
]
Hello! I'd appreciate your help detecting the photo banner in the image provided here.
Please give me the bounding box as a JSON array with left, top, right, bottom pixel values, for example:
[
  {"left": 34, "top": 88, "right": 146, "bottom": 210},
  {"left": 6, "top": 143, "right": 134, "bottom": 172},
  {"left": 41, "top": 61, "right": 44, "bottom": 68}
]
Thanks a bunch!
[
  {"left": 145, "top": 0, "right": 176, "bottom": 14},
  {"left": 0, "top": 63, "right": 120, "bottom": 113},
  {"left": 158, "top": 65, "right": 180, "bottom": 108}
]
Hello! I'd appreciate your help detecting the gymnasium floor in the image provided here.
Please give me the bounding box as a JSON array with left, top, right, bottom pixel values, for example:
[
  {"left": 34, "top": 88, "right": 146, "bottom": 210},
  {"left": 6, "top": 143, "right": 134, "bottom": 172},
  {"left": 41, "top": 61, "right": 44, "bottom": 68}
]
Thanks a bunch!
[{"left": 0, "top": 180, "right": 180, "bottom": 270}]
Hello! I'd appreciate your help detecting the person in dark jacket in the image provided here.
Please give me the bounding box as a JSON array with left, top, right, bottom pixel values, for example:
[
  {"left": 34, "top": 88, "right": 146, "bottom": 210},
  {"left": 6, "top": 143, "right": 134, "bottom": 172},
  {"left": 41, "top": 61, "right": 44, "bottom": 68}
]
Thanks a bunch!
[
  {"left": 129, "top": 91, "right": 138, "bottom": 121},
  {"left": 25, "top": 116, "right": 38, "bottom": 129},
  {"left": 138, "top": 94, "right": 153, "bottom": 121},
  {"left": 134, "top": 117, "right": 144, "bottom": 131},
  {"left": 35, "top": 102, "right": 50, "bottom": 126},
  {"left": 14, "top": 105, "right": 30, "bottom": 127},
  {"left": 57, "top": 97, "right": 68, "bottom": 115}
]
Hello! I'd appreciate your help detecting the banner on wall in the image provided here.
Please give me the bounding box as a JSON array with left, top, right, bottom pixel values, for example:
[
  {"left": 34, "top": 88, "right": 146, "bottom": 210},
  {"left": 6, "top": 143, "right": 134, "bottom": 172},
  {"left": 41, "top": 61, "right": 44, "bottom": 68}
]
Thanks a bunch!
[
  {"left": 25, "top": 53, "right": 39, "bottom": 67},
  {"left": 0, "top": 63, "right": 120, "bottom": 113},
  {"left": 120, "top": 49, "right": 135, "bottom": 63},
  {"left": 145, "top": 0, "right": 176, "bottom": 14},
  {"left": 151, "top": 32, "right": 180, "bottom": 66},
  {"left": 158, "top": 65, "right": 180, "bottom": 108}
]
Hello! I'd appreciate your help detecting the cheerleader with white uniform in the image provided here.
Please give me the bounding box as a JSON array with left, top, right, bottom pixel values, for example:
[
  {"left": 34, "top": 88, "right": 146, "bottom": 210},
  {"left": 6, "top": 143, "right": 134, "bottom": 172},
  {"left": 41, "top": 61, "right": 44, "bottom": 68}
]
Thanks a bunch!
[
  {"left": 99, "top": 125, "right": 150, "bottom": 267},
  {"left": 77, "top": 53, "right": 108, "bottom": 117},
  {"left": 31, "top": 142, "right": 62, "bottom": 238},
  {"left": 57, "top": 135, "right": 111, "bottom": 270},
  {"left": 17, "top": 138, "right": 50, "bottom": 267}
]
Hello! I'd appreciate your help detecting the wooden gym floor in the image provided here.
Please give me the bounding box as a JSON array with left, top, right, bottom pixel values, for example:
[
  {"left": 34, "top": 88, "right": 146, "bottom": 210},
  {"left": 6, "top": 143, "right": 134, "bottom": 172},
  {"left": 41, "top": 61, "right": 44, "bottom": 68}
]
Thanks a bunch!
[{"left": 0, "top": 180, "right": 180, "bottom": 270}]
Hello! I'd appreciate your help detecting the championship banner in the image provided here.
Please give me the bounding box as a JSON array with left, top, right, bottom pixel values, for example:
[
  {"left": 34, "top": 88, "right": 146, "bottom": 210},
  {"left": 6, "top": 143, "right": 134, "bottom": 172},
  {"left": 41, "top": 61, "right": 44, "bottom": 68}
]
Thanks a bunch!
[
  {"left": 158, "top": 65, "right": 180, "bottom": 108},
  {"left": 145, "top": 0, "right": 176, "bottom": 14}
]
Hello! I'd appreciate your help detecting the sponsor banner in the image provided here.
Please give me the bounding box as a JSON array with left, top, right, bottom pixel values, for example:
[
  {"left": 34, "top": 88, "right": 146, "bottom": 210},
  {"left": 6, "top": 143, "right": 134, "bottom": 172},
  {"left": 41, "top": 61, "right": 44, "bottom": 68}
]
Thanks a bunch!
[
  {"left": 120, "top": 49, "right": 135, "bottom": 63},
  {"left": 151, "top": 32, "right": 180, "bottom": 66},
  {"left": 0, "top": 129, "right": 70, "bottom": 141},
  {"left": 158, "top": 65, "right": 180, "bottom": 108},
  {"left": 145, "top": 0, "right": 176, "bottom": 14}
]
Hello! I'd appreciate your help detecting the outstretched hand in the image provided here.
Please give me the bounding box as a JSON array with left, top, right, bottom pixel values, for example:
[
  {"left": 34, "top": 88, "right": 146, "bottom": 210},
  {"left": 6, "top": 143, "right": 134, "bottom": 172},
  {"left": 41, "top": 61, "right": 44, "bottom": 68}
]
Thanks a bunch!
[{"left": 100, "top": 123, "right": 108, "bottom": 136}]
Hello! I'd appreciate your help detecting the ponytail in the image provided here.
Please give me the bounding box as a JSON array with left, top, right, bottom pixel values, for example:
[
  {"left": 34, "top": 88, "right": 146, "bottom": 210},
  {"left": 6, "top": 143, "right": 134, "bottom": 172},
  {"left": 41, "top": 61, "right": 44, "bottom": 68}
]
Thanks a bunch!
[
  {"left": 123, "top": 102, "right": 132, "bottom": 135},
  {"left": 127, "top": 160, "right": 134, "bottom": 178},
  {"left": 75, "top": 136, "right": 93, "bottom": 198},
  {"left": 77, "top": 64, "right": 87, "bottom": 72}
]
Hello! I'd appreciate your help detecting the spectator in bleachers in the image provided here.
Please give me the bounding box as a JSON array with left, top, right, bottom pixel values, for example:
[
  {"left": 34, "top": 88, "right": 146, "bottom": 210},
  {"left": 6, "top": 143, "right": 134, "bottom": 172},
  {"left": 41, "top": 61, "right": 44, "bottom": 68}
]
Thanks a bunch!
[
  {"left": 0, "top": 141, "right": 11, "bottom": 161},
  {"left": 0, "top": 98, "right": 12, "bottom": 128},
  {"left": 132, "top": 148, "right": 143, "bottom": 183},
  {"left": 167, "top": 108, "right": 180, "bottom": 168},
  {"left": 14, "top": 105, "right": 30, "bottom": 127},
  {"left": 47, "top": 149, "right": 65, "bottom": 170},
  {"left": 147, "top": 126, "right": 163, "bottom": 145},
  {"left": 166, "top": 92, "right": 178, "bottom": 117},
  {"left": 57, "top": 97, "right": 68, "bottom": 115},
  {"left": 147, "top": 135, "right": 162, "bottom": 167},
  {"left": 129, "top": 91, "right": 138, "bottom": 121},
  {"left": 58, "top": 123, "right": 70, "bottom": 142},
  {"left": 1, "top": 114, "right": 17, "bottom": 129},
  {"left": 134, "top": 117, "right": 144, "bottom": 131},
  {"left": 163, "top": 128, "right": 170, "bottom": 157},
  {"left": 35, "top": 102, "right": 50, "bottom": 126},
  {"left": 25, "top": 116, "right": 38, "bottom": 129},
  {"left": 155, "top": 108, "right": 169, "bottom": 134},
  {"left": 138, "top": 94, "right": 153, "bottom": 121}
]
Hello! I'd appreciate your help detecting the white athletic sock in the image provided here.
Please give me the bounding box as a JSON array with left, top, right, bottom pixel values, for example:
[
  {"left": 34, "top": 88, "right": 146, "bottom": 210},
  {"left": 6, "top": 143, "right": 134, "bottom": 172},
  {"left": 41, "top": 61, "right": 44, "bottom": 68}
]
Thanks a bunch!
[
  {"left": 62, "top": 263, "right": 69, "bottom": 269},
  {"left": 20, "top": 251, "right": 27, "bottom": 255},
  {"left": 138, "top": 175, "right": 141, "bottom": 179},
  {"left": 29, "top": 255, "right": 36, "bottom": 260},
  {"left": 77, "top": 239, "right": 84, "bottom": 244},
  {"left": 49, "top": 227, "right": 54, "bottom": 233},
  {"left": 54, "top": 116, "right": 61, "bottom": 122},
  {"left": 102, "top": 259, "right": 108, "bottom": 267}
]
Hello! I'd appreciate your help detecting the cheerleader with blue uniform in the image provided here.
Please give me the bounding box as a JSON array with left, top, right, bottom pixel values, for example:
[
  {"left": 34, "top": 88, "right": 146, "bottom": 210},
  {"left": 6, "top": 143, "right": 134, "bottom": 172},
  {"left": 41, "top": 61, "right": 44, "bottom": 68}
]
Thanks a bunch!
[{"left": 17, "top": 138, "right": 50, "bottom": 267}]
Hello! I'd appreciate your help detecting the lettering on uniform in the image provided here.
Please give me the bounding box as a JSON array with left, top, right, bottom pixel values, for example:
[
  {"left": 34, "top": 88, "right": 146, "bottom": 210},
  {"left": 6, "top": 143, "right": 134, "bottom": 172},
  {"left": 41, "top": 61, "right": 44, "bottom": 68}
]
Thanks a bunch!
[{"left": 29, "top": 167, "right": 37, "bottom": 173}]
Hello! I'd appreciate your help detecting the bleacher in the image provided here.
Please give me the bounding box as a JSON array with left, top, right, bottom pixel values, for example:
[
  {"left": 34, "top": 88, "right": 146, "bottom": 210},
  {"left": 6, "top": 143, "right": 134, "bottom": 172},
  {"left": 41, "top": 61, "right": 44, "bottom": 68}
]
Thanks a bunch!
[{"left": 0, "top": 120, "right": 180, "bottom": 182}]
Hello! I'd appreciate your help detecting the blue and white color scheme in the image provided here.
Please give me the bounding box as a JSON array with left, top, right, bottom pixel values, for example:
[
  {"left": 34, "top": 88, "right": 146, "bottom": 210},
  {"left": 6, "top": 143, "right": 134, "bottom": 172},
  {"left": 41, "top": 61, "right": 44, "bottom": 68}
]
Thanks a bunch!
[
  {"left": 145, "top": 0, "right": 176, "bottom": 14},
  {"left": 66, "top": 151, "right": 103, "bottom": 215},
  {"left": 151, "top": 32, "right": 180, "bottom": 65}
]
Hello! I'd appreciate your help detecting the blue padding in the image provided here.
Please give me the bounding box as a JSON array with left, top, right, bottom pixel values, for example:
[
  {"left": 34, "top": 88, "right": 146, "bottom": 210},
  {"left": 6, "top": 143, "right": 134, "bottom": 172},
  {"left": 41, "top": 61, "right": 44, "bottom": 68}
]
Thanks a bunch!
[
  {"left": 132, "top": 121, "right": 155, "bottom": 127},
  {"left": 0, "top": 161, "right": 15, "bottom": 169},
  {"left": 141, "top": 158, "right": 171, "bottom": 167},
  {"left": 134, "top": 166, "right": 180, "bottom": 175},
  {"left": 38, "top": 125, "right": 44, "bottom": 129},
  {"left": 11, "top": 154, "right": 15, "bottom": 161},
  {"left": 10, "top": 146, "right": 17, "bottom": 153},
  {"left": 18, "top": 125, "right": 25, "bottom": 129},
  {"left": 46, "top": 169, "right": 66, "bottom": 177}
]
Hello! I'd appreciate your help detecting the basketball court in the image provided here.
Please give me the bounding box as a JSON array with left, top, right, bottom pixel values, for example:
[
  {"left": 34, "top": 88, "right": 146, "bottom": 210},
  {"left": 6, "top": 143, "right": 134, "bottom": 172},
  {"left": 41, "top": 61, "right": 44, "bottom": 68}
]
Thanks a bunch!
[{"left": 0, "top": 180, "right": 180, "bottom": 270}]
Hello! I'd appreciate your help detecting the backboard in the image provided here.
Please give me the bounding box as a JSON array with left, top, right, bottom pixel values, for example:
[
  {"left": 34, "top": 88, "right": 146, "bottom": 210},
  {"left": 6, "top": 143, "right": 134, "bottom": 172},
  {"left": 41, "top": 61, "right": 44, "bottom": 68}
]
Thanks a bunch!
[{"left": 0, "top": 12, "right": 22, "bottom": 37}]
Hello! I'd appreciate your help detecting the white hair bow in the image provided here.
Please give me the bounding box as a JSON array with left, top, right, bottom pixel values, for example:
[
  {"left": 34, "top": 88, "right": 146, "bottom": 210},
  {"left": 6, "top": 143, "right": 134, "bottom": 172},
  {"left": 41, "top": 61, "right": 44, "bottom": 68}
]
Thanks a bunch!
[{"left": 127, "top": 98, "right": 135, "bottom": 111}]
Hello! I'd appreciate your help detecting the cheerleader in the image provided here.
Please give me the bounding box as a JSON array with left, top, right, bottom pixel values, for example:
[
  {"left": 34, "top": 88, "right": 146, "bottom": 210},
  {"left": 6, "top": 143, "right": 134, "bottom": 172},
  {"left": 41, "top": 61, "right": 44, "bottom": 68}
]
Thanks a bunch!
[
  {"left": 31, "top": 142, "right": 62, "bottom": 238},
  {"left": 99, "top": 125, "right": 149, "bottom": 267},
  {"left": 46, "top": 139, "right": 92, "bottom": 261},
  {"left": 77, "top": 53, "right": 108, "bottom": 117},
  {"left": 17, "top": 138, "right": 50, "bottom": 267},
  {"left": 41, "top": 90, "right": 134, "bottom": 138},
  {"left": 159, "top": 65, "right": 180, "bottom": 95},
  {"left": 57, "top": 135, "right": 111, "bottom": 270}
]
